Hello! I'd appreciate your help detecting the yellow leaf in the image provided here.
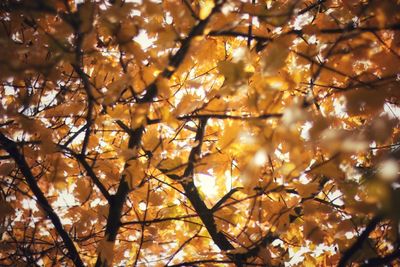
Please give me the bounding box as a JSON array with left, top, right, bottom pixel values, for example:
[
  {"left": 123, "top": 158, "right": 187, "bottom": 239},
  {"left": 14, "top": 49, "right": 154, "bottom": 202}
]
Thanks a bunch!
[
  {"left": 294, "top": 182, "right": 319, "bottom": 198},
  {"left": 217, "top": 122, "right": 240, "bottom": 149},
  {"left": 49, "top": 156, "right": 70, "bottom": 190},
  {"left": 158, "top": 157, "right": 183, "bottom": 172},
  {"left": 143, "top": 128, "right": 160, "bottom": 151},
  {"left": 107, "top": 104, "right": 129, "bottom": 120},
  {"left": 156, "top": 77, "right": 171, "bottom": 98},
  {"left": 142, "top": 66, "right": 159, "bottom": 85},
  {"left": 123, "top": 160, "right": 147, "bottom": 189},
  {"left": 174, "top": 94, "right": 199, "bottom": 115},
  {"left": 130, "top": 104, "right": 150, "bottom": 129},
  {"left": 75, "top": 178, "right": 90, "bottom": 203},
  {"left": 261, "top": 36, "right": 293, "bottom": 74},
  {"left": 240, "top": 172, "right": 259, "bottom": 192},
  {"left": 104, "top": 74, "right": 132, "bottom": 105},
  {"left": 217, "top": 60, "right": 247, "bottom": 85},
  {"left": 309, "top": 160, "right": 344, "bottom": 180},
  {"left": 205, "top": 98, "right": 227, "bottom": 112},
  {"left": 199, "top": 0, "right": 215, "bottom": 19},
  {"left": 264, "top": 76, "right": 289, "bottom": 91},
  {"left": 159, "top": 105, "right": 179, "bottom": 127}
]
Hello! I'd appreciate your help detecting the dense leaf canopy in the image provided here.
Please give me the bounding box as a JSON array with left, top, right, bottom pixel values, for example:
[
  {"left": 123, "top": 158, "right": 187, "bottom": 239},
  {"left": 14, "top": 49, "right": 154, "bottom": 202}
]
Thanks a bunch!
[{"left": 1, "top": 0, "right": 400, "bottom": 266}]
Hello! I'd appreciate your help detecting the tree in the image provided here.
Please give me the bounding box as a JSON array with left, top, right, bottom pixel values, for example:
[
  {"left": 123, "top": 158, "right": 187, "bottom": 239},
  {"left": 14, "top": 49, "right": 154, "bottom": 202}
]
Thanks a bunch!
[{"left": 0, "top": 0, "right": 400, "bottom": 266}]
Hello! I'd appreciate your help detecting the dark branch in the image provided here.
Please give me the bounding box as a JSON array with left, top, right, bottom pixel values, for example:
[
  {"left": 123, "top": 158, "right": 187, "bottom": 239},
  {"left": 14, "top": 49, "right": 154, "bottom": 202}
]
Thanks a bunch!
[
  {"left": 94, "top": 126, "right": 144, "bottom": 267},
  {"left": 176, "top": 118, "right": 237, "bottom": 256},
  {"left": 338, "top": 215, "right": 383, "bottom": 267},
  {"left": 139, "top": 0, "right": 226, "bottom": 103},
  {"left": 211, "top": 187, "right": 241, "bottom": 212},
  {"left": 0, "top": 132, "right": 84, "bottom": 267},
  {"left": 62, "top": 146, "right": 112, "bottom": 203},
  {"left": 146, "top": 113, "right": 283, "bottom": 125},
  {"left": 362, "top": 249, "right": 400, "bottom": 266}
]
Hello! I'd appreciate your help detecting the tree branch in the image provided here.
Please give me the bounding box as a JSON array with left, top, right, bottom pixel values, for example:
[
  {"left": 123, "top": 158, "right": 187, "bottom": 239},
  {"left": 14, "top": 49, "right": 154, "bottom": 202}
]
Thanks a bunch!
[
  {"left": 139, "top": 0, "right": 226, "bottom": 103},
  {"left": 211, "top": 187, "right": 241, "bottom": 212},
  {"left": 362, "top": 249, "right": 400, "bottom": 266},
  {"left": 0, "top": 132, "right": 84, "bottom": 267},
  {"left": 174, "top": 118, "right": 237, "bottom": 255},
  {"left": 94, "top": 126, "right": 144, "bottom": 267},
  {"left": 61, "top": 146, "right": 112, "bottom": 203},
  {"left": 338, "top": 215, "right": 383, "bottom": 267},
  {"left": 146, "top": 113, "right": 282, "bottom": 125}
]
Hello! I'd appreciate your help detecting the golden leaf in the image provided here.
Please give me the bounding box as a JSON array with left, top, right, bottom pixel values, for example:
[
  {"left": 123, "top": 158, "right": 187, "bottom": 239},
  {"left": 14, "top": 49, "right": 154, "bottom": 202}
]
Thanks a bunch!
[
  {"left": 261, "top": 36, "right": 293, "bottom": 75},
  {"left": 75, "top": 178, "right": 91, "bottom": 203},
  {"left": 123, "top": 160, "right": 147, "bottom": 189},
  {"left": 199, "top": 0, "right": 215, "bottom": 19},
  {"left": 217, "top": 60, "right": 249, "bottom": 86}
]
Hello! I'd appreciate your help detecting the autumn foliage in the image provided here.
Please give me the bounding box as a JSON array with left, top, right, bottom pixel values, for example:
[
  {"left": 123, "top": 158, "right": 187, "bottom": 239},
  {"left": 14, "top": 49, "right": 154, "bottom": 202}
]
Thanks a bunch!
[{"left": 1, "top": 0, "right": 400, "bottom": 266}]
